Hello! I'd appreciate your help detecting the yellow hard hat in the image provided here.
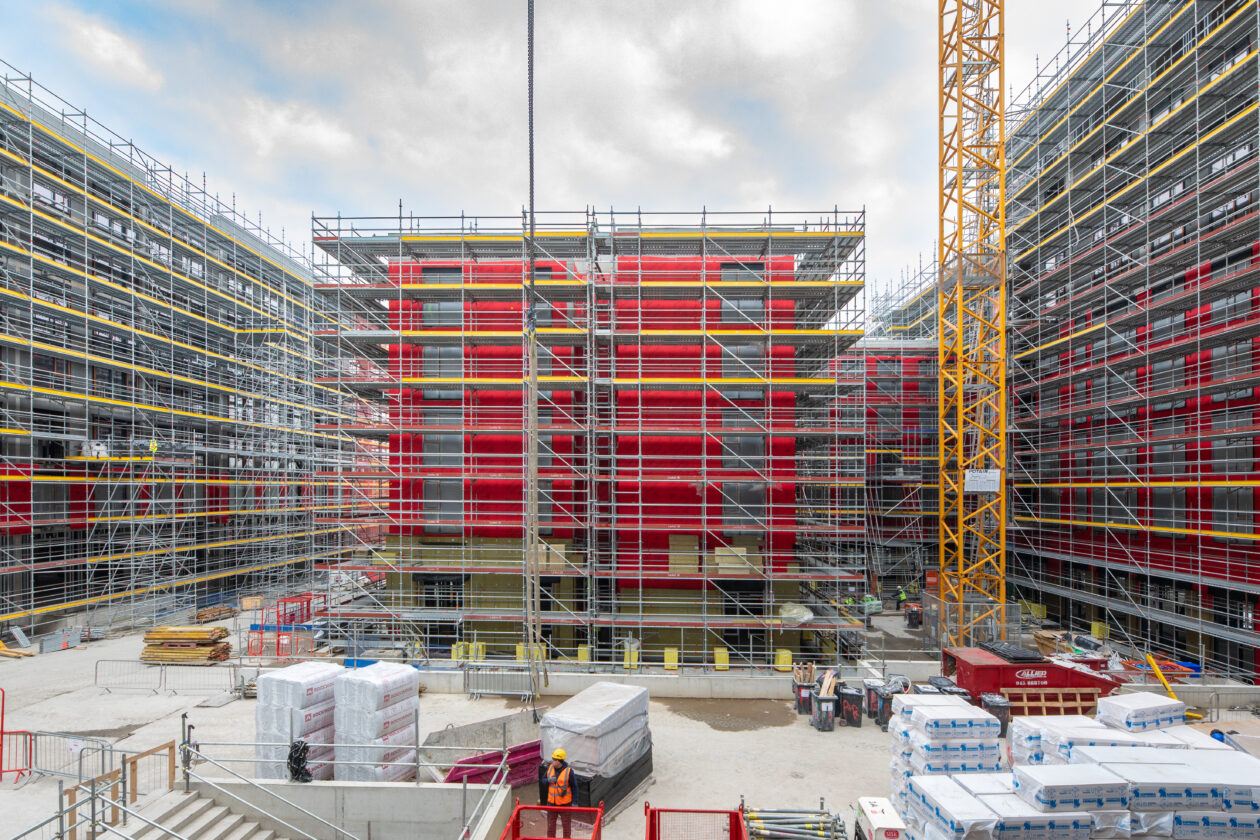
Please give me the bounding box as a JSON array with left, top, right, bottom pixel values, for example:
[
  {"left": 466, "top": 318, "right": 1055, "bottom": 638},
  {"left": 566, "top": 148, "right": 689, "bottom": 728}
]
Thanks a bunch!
[{"left": 552, "top": 748, "right": 566, "bottom": 761}]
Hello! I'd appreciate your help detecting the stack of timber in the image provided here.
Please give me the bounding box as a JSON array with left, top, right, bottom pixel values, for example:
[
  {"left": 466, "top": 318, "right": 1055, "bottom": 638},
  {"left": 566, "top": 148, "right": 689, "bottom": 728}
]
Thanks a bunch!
[
  {"left": 793, "top": 663, "right": 817, "bottom": 684},
  {"left": 190, "top": 606, "right": 238, "bottom": 624},
  {"left": 140, "top": 626, "right": 231, "bottom": 663},
  {"left": 0, "top": 640, "right": 34, "bottom": 659}
]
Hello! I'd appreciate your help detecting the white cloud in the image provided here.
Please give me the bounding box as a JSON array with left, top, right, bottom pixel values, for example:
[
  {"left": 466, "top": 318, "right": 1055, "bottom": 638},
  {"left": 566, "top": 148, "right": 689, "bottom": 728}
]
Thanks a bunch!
[
  {"left": 14, "top": 1, "right": 1123, "bottom": 290},
  {"left": 238, "top": 98, "right": 354, "bottom": 160},
  {"left": 53, "top": 11, "right": 163, "bottom": 92}
]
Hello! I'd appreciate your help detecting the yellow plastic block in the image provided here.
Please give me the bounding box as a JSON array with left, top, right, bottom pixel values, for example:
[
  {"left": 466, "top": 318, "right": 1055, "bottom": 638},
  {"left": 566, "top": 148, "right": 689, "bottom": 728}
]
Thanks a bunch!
[
  {"left": 472, "top": 641, "right": 486, "bottom": 661},
  {"left": 515, "top": 642, "right": 545, "bottom": 663},
  {"left": 577, "top": 644, "right": 590, "bottom": 663},
  {"left": 623, "top": 647, "right": 640, "bottom": 670},
  {"left": 452, "top": 641, "right": 468, "bottom": 662},
  {"left": 664, "top": 647, "right": 679, "bottom": 670},
  {"left": 773, "top": 649, "right": 792, "bottom": 672},
  {"left": 714, "top": 647, "right": 730, "bottom": 671},
  {"left": 1090, "top": 621, "right": 1110, "bottom": 640}
]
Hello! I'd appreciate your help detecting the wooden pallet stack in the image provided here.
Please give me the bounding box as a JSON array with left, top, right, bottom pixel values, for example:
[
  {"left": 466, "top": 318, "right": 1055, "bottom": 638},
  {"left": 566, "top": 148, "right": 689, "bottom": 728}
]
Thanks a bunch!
[
  {"left": 190, "top": 606, "right": 239, "bottom": 624},
  {"left": 140, "top": 626, "right": 231, "bottom": 663}
]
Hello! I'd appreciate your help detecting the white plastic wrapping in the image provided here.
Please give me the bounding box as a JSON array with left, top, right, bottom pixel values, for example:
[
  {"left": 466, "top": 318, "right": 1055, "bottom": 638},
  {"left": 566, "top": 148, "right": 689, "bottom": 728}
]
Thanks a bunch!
[
  {"left": 334, "top": 695, "right": 418, "bottom": 742},
  {"left": 1101, "top": 763, "right": 1224, "bottom": 811},
  {"left": 956, "top": 774, "right": 1017, "bottom": 797},
  {"left": 1163, "top": 728, "right": 1233, "bottom": 751},
  {"left": 1090, "top": 810, "right": 1132, "bottom": 839},
  {"left": 895, "top": 694, "right": 974, "bottom": 719},
  {"left": 540, "top": 681, "right": 651, "bottom": 777},
  {"left": 910, "top": 754, "right": 1004, "bottom": 776},
  {"left": 1069, "top": 746, "right": 1194, "bottom": 766},
  {"left": 908, "top": 775, "right": 998, "bottom": 840},
  {"left": 1173, "top": 811, "right": 1260, "bottom": 839},
  {"left": 1013, "top": 764, "right": 1129, "bottom": 811},
  {"left": 975, "top": 793, "right": 1091, "bottom": 840},
  {"left": 1041, "top": 722, "right": 1184, "bottom": 764},
  {"left": 1009, "top": 717, "right": 1101, "bottom": 766},
  {"left": 907, "top": 731, "right": 1001, "bottom": 761},
  {"left": 333, "top": 662, "right": 420, "bottom": 710},
  {"left": 1096, "top": 693, "right": 1185, "bottom": 732},
  {"left": 334, "top": 723, "right": 418, "bottom": 782},
  {"left": 911, "top": 705, "right": 1001, "bottom": 738},
  {"left": 1129, "top": 811, "right": 1175, "bottom": 838},
  {"left": 256, "top": 661, "right": 343, "bottom": 709},
  {"left": 255, "top": 697, "right": 336, "bottom": 740}
]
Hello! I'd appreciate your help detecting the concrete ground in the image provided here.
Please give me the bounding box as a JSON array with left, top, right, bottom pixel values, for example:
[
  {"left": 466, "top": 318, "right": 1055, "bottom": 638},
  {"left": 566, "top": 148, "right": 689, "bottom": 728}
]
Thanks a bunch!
[{"left": 0, "top": 626, "right": 897, "bottom": 839}]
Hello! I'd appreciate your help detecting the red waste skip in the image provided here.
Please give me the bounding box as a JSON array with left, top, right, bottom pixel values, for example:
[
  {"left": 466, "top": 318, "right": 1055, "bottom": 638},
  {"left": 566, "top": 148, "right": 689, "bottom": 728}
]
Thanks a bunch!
[
  {"left": 645, "top": 803, "right": 749, "bottom": 840},
  {"left": 499, "top": 801, "right": 604, "bottom": 840},
  {"left": 942, "top": 647, "right": 1122, "bottom": 699}
]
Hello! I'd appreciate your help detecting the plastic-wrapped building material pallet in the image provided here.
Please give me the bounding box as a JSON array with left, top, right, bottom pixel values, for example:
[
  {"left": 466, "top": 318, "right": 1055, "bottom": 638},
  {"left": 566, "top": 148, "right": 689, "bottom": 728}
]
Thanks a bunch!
[
  {"left": 1043, "top": 725, "right": 1184, "bottom": 764},
  {"left": 1097, "top": 693, "right": 1186, "bottom": 732},
  {"left": 1013, "top": 764, "right": 1129, "bottom": 811},
  {"left": 1163, "top": 728, "right": 1234, "bottom": 750},
  {"left": 334, "top": 723, "right": 418, "bottom": 782},
  {"left": 335, "top": 696, "right": 417, "bottom": 742},
  {"left": 911, "top": 705, "right": 1001, "bottom": 738},
  {"left": 911, "top": 755, "right": 1004, "bottom": 776},
  {"left": 334, "top": 662, "right": 419, "bottom": 710},
  {"left": 1173, "top": 812, "right": 1260, "bottom": 839},
  {"left": 1009, "top": 716, "right": 1101, "bottom": 766},
  {"left": 907, "top": 731, "right": 1002, "bottom": 760},
  {"left": 895, "top": 694, "right": 975, "bottom": 719},
  {"left": 1069, "top": 746, "right": 1191, "bottom": 766},
  {"left": 1100, "top": 763, "right": 1224, "bottom": 811},
  {"left": 256, "top": 661, "right": 343, "bottom": 709},
  {"left": 256, "top": 698, "right": 336, "bottom": 740},
  {"left": 540, "top": 681, "right": 651, "bottom": 778},
  {"left": 975, "top": 793, "right": 1091, "bottom": 840},
  {"left": 956, "top": 774, "right": 1016, "bottom": 797},
  {"left": 907, "top": 775, "right": 998, "bottom": 840}
]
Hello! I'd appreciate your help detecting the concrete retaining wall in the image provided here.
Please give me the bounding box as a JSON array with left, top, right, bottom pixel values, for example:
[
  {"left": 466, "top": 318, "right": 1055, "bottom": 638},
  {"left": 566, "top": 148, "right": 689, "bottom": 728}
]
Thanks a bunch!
[
  {"left": 191, "top": 778, "right": 512, "bottom": 840},
  {"left": 411, "top": 661, "right": 914, "bottom": 699}
]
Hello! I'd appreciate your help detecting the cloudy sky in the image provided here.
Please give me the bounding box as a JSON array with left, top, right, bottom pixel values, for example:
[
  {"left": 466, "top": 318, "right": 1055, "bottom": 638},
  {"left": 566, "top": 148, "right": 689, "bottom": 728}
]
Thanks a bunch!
[{"left": 3, "top": 1, "right": 1102, "bottom": 293}]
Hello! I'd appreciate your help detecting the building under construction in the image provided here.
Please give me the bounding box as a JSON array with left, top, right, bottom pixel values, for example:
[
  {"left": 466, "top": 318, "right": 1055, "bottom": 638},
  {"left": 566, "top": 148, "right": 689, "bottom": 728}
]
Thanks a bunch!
[
  {"left": 311, "top": 210, "right": 868, "bottom": 666},
  {"left": 0, "top": 66, "right": 356, "bottom": 634},
  {"left": 1007, "top": 0, "right": 1260, "bottom": 680}
]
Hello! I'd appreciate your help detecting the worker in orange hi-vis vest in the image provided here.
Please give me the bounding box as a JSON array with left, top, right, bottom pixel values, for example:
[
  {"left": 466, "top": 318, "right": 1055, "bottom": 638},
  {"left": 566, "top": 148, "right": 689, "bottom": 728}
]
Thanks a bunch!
[{"left": 545, "top": 748, "right": 574, "bottom": 838}]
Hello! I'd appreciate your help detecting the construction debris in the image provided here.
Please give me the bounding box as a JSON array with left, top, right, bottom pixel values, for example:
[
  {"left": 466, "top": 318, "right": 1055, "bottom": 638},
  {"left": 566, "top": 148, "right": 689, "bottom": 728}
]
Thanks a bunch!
[{"left": 140, "top": 625, "right": 231, "bottom": 663}]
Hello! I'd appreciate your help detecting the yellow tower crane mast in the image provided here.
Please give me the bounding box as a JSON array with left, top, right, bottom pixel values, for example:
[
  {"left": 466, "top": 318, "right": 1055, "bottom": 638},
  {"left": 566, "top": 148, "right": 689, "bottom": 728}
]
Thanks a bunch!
[{"left": 937, "top": 0, "right": 1008, "bottom": 647}]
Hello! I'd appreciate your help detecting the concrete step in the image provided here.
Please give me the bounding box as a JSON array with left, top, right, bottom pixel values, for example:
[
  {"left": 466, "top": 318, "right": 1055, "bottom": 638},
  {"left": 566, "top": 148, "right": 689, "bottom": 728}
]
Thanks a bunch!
[
  {"left": 218, "top": 821, "right": 258, "bottom": 840},
  {"left": 196, "top": 809, "right": 248, "bottom": 840},
  {"left": 248, "top": 828, "right": 278, "bottom": 840},
  {"left": 133, "top": 794, "right": 214, "bottom": 840},
  {"left": 177, "top": 803, "right": 234, "bottom": 840},
  {"left": 129, "top": 790, "right": 189, "bottom": 831}
]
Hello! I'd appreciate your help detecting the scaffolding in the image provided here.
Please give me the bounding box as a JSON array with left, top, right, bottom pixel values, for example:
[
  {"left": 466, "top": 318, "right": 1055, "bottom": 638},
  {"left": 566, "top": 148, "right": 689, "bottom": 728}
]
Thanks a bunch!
[
  {"left": 0, "top": 63, "right": 354, "bottom": 634},
  {"left": 312, "top": 208, "right": 868, "bottom": 667},
  {"left": 1006, "top": 0, "right": 1260, "bottom": 679}
]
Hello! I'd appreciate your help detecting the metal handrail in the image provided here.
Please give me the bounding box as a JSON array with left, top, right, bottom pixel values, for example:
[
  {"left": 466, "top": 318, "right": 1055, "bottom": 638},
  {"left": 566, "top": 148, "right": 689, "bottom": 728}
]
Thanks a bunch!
[
  {"left": 459, "top": 752, "right": 510, "bottom": 840},
  {"left": 184, "top": 746, "right": 361, "bottom": 840}
]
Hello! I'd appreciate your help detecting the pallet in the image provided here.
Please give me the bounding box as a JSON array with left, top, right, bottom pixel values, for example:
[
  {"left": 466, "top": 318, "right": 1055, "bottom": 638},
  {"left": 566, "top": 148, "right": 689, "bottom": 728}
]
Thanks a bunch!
[{"left": 1004, "top": 687, "right": 1102, "bottom": 716}]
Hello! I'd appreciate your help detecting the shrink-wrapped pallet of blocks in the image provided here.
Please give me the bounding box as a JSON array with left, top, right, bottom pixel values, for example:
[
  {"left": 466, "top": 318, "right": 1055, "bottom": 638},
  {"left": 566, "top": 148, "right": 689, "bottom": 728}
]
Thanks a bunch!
[
  {"left": 1007, "top": 715, "right": 1185, "bottom": 766},
  {"left": 890, "top": 694, "right": 1002, "bottom": 822},
  {"left": 1012, "top": 764, "right": 1130, "bottom": 812},
  {"left": 1095, "top": 693, "right": 1185, "bottom": 732},
  {"left": 253, "top": 661, "right": 344, "bottom": 779},
  {"left": 333, "top": 662, "right": 421, "bottom": 782},
  {"left": 539, "top": 681, "right": 652, "bottom": 809}
]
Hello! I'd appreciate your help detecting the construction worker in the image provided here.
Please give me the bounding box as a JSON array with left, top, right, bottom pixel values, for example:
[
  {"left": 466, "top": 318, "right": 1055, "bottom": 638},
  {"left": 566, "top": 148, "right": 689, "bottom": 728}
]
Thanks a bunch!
[
  {"left": 897, "top": 586, "right": 908, "bottom": 611},
  {"left": 545, "top": 747, "right": 574, "bottom": 838}
]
